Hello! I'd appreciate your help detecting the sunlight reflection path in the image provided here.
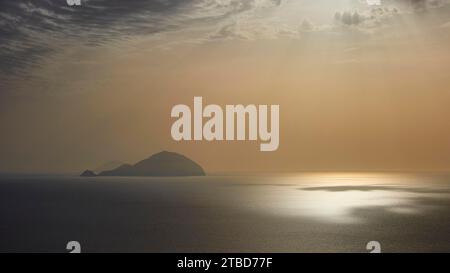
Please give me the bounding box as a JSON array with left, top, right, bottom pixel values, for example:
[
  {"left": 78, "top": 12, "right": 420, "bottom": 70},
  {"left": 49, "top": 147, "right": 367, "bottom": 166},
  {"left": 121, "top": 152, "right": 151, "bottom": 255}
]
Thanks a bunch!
[{"left": 245, "top": 173, "right": 450, "bottom": 224}]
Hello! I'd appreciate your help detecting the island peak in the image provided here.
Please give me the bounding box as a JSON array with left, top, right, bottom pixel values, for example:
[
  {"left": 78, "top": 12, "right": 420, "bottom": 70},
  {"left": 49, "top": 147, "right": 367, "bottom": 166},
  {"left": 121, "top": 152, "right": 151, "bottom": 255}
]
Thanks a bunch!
[
  {"left": 83, "top": 151, "right": 205, "bottom": 177},
  {"left": 80, "top": 170, "right": 97, "bottom": 177}
]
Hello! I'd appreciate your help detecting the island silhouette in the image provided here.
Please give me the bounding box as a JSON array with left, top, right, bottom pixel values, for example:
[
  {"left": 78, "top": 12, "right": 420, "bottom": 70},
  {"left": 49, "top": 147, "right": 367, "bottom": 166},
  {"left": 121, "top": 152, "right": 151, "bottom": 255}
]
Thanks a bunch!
[
  {"left": 81, "top": 151, "right": 205, "bottom": 177},
  {"left": 94, "top": 160, "right": 124, "bottom": 173}
]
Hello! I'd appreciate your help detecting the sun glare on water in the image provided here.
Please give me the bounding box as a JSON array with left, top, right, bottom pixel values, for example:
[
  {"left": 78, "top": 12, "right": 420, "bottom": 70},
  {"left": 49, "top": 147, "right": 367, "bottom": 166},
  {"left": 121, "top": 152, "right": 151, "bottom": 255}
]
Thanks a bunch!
[{"left": 249, "top": 173, "right": 447, "bottom": 224}]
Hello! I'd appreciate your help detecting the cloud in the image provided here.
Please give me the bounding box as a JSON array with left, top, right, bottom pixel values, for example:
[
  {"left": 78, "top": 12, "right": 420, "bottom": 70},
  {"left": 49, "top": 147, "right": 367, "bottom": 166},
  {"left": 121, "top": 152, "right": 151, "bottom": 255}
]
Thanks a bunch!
[
  {"left": 205, "top": 0, "right": 287, "bottom": 40},
  {"left": 334, "top": 11, "right": 364, "bottom": 26},
  {"left": 332, "top": 0, "right": 450, "bottom": 31},
  {"left": 0, "top": 0, "right": 191, "bottom": 87},
  {"left": 1, "top": 0, "right": 450, "bottom": 90},
  {"left": 382, "top": 0, "right": 450, "bottom": 11},
  {"left": 300, "top": 19, "right": 315, "bottom": 32},
  {"left": 0, "top": 0, "right": 284, "bottom": 85},
  {"left": 333, "top": 4, "right": 403, "bottom": 30}
]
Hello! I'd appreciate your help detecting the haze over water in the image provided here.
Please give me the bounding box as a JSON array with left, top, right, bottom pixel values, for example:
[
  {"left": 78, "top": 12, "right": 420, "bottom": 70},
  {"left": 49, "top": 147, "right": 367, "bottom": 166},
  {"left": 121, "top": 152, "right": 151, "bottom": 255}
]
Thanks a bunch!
[{"left": 1, "top": 172, "right": 450, "bottom": 253}]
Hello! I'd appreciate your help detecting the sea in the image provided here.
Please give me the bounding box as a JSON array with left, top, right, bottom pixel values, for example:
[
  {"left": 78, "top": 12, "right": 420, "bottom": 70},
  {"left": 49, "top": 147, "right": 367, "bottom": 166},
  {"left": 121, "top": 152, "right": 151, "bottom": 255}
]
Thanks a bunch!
[{"left": 1, "top": 172, "right": 450, "bottom": 252}]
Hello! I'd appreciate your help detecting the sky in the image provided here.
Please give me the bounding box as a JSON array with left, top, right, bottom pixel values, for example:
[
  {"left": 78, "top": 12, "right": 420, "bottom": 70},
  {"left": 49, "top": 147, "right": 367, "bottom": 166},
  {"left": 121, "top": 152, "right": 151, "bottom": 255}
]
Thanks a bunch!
[{"left": 1, "top": 0, "right": 450, "bottom": 173}]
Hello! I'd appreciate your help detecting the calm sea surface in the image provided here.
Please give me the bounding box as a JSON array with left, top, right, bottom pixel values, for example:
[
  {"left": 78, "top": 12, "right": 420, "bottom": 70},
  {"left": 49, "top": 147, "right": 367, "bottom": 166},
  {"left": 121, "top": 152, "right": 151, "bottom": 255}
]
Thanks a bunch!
[{"left": 1, "top": 173, "right": 450, "bottom": 252}]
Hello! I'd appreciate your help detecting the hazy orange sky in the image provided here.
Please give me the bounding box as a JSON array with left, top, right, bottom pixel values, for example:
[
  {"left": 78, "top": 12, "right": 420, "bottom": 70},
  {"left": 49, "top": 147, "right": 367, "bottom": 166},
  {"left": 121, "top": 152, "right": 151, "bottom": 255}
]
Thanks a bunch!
[{"left": 1, "top": 0, "right": 450, "bottom": 173}]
